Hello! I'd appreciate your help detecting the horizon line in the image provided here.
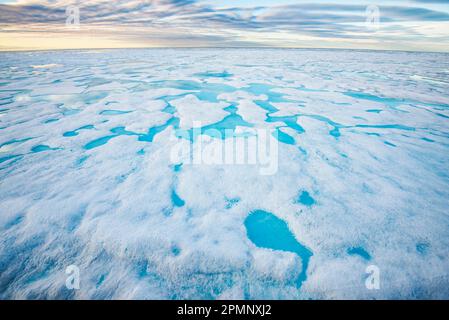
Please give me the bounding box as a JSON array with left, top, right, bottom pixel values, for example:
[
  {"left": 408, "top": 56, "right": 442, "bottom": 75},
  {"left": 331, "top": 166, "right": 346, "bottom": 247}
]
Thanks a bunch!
[{"left": 1, "top": 46, "right": 449, "bottom": 55}]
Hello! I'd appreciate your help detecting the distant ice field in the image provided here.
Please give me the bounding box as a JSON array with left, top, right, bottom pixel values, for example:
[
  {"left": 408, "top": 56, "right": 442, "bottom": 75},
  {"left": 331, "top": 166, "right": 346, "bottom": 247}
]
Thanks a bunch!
[{"left": 0, "top": 48, "right": 448, "bottom": 299}]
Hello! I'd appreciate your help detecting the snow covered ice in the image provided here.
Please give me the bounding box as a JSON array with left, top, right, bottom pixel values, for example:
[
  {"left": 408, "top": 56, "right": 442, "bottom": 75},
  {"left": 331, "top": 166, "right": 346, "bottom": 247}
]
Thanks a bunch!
[{"left": 0, "top": 48, "right": 449, "bottom": 299}]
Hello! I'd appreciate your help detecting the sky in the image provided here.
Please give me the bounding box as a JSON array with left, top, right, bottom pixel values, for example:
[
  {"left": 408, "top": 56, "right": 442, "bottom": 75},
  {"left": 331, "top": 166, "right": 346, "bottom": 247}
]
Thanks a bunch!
[{"left": 0, "top": 0, "right": 449, "bottom": 52}]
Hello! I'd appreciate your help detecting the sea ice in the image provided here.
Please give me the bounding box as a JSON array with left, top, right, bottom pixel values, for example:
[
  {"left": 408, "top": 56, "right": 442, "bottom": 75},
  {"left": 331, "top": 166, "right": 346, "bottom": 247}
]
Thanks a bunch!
[{"left": 0, "top": 48, "right": 448, "bottom": 299}]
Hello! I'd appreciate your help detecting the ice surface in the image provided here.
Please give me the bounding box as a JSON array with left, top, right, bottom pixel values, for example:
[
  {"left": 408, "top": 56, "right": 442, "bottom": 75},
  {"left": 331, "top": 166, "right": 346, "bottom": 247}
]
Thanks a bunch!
[
  {"left": 170, "top": 94, "right": 229, "bottom": 129},
  {"left": 0, "top": 49, "right": 449, "bottom": 299}
]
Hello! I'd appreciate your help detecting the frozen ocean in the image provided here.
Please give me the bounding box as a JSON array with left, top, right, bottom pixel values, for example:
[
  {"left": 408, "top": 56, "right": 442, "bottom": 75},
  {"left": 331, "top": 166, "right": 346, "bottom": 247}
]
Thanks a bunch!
[{"left": 0, "top": 48, "right": 448, "bottom": 299}]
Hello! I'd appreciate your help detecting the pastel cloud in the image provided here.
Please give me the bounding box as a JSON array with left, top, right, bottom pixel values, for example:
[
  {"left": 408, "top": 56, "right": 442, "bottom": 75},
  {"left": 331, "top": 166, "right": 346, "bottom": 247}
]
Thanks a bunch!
[{"left": 0, "top": 0, "right": 448, "bottom": 51}]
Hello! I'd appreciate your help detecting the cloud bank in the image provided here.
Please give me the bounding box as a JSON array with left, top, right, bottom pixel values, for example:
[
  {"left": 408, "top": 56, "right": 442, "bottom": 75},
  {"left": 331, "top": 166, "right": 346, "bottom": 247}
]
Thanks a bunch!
[{"left": 0, "top": 0, "right": 449, "bottom": 51}]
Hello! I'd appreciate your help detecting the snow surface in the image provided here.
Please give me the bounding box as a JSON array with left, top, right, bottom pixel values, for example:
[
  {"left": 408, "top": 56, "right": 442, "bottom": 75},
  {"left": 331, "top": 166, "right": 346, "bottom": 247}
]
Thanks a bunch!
[{"left": 0, "top": 48, "right": 449, "bottom": 299}]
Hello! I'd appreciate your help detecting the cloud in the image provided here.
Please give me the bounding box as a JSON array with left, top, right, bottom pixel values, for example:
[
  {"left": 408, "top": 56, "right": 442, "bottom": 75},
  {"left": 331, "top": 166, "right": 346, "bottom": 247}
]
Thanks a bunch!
[{"left": 0, "top": 0, "right": 449, "bottom": 51}]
